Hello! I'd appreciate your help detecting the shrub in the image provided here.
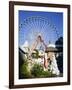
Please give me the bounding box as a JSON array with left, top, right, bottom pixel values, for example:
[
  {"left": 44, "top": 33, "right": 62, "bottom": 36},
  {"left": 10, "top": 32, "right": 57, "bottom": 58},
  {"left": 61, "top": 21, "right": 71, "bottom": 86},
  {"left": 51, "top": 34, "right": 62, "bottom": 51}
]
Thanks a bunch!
[
  {"left": 20, "top": 59, "right": 31, "bottom": 78},
  {"left": 20, "top": 61, "right": 57, "bottom": 78},
  {"left": 31, "top": 63, "right": 55, "bottom": 78},
  {"left": 31, "top": 64, "right": 44, "bottom": 77}
]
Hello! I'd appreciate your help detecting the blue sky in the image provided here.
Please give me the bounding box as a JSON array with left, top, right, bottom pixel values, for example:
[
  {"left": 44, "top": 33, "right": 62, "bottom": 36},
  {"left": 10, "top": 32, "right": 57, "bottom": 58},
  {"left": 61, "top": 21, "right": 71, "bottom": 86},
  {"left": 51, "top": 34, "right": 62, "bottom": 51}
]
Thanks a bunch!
[{"left": 19, "top": 10, "right": 63, "bottom": 46}]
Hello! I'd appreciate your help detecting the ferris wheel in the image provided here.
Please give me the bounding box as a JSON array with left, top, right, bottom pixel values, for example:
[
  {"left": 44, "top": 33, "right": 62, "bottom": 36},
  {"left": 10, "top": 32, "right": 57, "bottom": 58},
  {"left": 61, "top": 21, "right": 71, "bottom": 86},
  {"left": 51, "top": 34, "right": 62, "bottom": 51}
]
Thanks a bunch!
[{"left": 19, "top": 16, "right": 60, "bottom": 46}]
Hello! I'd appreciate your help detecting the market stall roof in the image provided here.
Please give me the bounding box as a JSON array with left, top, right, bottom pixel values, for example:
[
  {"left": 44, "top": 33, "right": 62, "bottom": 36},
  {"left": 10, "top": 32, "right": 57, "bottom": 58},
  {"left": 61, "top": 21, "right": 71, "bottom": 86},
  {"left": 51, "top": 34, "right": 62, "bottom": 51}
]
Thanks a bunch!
[
  {"left": 45, "top": 47, "right": 58, "bottom": 52},
  {"left": 45, "top": 44, "right": 58, "bottom": 52}
]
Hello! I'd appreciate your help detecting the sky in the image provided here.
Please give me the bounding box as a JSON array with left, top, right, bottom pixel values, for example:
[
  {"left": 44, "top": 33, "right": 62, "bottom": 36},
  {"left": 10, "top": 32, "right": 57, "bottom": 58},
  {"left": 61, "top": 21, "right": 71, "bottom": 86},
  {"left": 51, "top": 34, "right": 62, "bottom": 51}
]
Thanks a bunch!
[{"left": 19, "top": 10, "right": 63, "bottom": 47}]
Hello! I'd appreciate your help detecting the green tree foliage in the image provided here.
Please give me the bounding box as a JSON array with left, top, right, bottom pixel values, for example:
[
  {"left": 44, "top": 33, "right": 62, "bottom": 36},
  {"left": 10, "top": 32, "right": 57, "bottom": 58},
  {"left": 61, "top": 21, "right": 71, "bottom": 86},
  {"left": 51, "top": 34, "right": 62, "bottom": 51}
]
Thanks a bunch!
[
  {"left": 31, "top": 64, "right": 44, "bottom": 77},
  {"left": 19, "top": 49, "right": 57, "bottom": 79},
  {"left": 31, "top": 64, "right": 56, "bottom": 78},
  {"left": 20, "top": 59, "right": 31, "bottom": 78},
  {"left": 55, "top": 37, "right": 63, "bottom": 73},
  {"left": 55, "top": 37, "right": 63, "bottom": 52},
  {"left": 31, "top": 49, "right": 39, "bottom": 59}
]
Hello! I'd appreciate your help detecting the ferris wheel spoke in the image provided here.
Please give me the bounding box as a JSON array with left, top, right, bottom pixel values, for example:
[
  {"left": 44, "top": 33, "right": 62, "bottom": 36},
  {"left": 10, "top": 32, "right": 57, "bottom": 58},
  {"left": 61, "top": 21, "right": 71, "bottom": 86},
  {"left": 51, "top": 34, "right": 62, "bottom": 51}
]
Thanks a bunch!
[{"left": 19, "top": 16, "right": 60, "bottom": 45}]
